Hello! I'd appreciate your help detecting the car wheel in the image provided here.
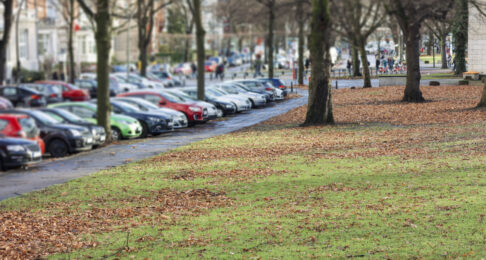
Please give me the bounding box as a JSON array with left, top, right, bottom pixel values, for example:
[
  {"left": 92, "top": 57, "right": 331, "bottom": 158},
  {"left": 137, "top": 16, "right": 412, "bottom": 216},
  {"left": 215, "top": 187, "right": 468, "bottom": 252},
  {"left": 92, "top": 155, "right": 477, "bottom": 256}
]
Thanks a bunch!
[
  {"left": 111, "top": 127, "right": 122, "bottom": 141},
  {"left": 139, "top": 121, "right": 149, "bottom": 138},
  {"left": 249, "top": 99, "right": 255, "bottom": 108},
  {"left": 48, "top": 139, "right": 69, "bottom": 158},
  {"left": 216, "top": 108, "right": 224, "bottom": 118}
]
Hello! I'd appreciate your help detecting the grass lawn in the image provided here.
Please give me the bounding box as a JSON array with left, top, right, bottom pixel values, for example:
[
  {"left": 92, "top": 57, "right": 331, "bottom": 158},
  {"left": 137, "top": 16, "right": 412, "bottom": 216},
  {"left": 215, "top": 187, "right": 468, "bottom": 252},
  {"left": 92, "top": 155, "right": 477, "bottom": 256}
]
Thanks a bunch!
[
  {"left": 1, "top": 86, "right": 486, "bottom": 259},
  {"left": 420, "top": 55, "right": 444, "bottom": 64}
]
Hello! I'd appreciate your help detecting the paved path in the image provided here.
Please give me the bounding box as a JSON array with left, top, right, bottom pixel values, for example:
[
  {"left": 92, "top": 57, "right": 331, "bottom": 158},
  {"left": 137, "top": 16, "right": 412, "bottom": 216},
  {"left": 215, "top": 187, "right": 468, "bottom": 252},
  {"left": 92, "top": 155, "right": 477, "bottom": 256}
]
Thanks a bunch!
[{"left": 0, "top": 91, "right": 308, "bottom": 201}]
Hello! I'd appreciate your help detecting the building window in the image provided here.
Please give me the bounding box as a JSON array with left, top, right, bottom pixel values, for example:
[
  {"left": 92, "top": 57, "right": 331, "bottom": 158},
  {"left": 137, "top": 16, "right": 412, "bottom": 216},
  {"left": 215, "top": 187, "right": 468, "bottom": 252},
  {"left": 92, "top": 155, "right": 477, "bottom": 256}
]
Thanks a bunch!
[
  {"left": 38, "top": 34, "right": 49, "bottom": 55},
  {"left": 19, "top": 29, "right": 29, "bottom": 59}
]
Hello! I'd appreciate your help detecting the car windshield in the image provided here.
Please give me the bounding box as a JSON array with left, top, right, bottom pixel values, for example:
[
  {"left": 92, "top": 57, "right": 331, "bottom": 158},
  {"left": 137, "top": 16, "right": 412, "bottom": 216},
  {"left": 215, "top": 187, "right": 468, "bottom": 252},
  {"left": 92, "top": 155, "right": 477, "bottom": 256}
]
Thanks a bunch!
[
  {"left": 209, "top": 88, "right": 228, "bottom": 96},
  {"left": 30, "top": 110, "right": 59, "bottom": 125},
  {"left": 170, "top": 91, "right": 195, "bottom": 101},
  {"left": 113, "top": 102, "right": 140, "bottom": 113},
  {"left": 53, "top": 109, "right": 89, "bottom": 124},
  {"left": 163, "top": 91, "right": 190, "bottom": 102},
  {"left": 19, "top": 117, "right": 39, "bottom": 138},
  {"left": 120, "top": 98, "right": 159, "bottom": 111},
  {"left": 222, "top": 85, "right": 239, "bottom": 94}
]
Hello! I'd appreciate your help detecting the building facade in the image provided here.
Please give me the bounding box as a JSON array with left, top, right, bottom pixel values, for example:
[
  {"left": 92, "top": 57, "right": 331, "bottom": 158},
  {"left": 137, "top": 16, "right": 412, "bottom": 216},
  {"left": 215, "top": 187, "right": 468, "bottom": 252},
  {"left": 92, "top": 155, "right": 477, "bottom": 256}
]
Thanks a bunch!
[{"left": 468, "top": 0, "right": 486, "bottom": 74}]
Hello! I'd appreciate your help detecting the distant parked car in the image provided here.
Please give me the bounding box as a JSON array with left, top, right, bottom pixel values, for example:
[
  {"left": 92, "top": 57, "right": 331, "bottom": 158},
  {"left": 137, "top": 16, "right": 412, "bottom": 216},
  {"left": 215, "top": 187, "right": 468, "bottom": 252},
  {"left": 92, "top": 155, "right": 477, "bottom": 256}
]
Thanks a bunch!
[
  {"left": 205, "top": 61, "right": 217, "bottom": 72},
  {"left": 173, "top": 63, "right": 193, "bottom": 76},
  {"left": 213, "top": 83, "right": 267, "bottom": 108},
  {"left": 0, "top": 97, "right": 13, "bottom": 110},
  {"left": 179, "top": 87, "right": 237, "bottom": 117},
  {"left": 117, "top": 90, "right": 207, "bottom": 125},
  {"left": 40, "top": 108, "right": 106, "bottom": 146},
  {"left": 0, "top": 114, "right": 45, "bottom": 154},
  {"left": 95, "top": 100, "right": 174, "bottom": 138},
  {"left": 48, "top": 102, "right": 142, "bottom": 141},
  {"left": 112, "top": 73, "right": 164, "bottom": 89},
  {"left": 114, "top": 97, "right": 189, "bottom": 129},
  {"left": 36, "top": 81, "right": 90, "bottom": 101},
  {"left": 0, "top": 86, "right": 47, "bottom": 107},
  {"left": 166, "top": 90, "right": 219, "bottom": 120},
  {"left": 231, "top": 80, "right": 276, "bottom": 102},
  {"left": 258, "top": 78, "right": 288, "bottom": 96},
  {"left": 21, "top": 84, "right": 64, "bottom": 104},
  {"left": 0, "top": 109, "right": 94, "bottom": 157},
  {"left": 75, "top": 79, "right": 118, "bottom": 98},
  {"left": 206, "top": 87, "right": 252, "bottom": 112},
  {"left": 150, "top": 71, "right": 182, "bottom": 86},
  {"left": 0, "top": 137, "right": 42, "bottom": 171}
]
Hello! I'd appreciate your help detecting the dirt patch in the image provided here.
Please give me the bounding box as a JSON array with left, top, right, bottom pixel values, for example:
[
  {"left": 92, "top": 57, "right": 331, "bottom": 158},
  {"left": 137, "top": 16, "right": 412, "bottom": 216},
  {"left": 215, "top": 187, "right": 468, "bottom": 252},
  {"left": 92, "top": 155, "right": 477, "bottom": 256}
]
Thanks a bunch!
[
  {"left": 0, "top": 189, "right": 230, "bottom": 259},
  {"left": 171, "top": 168, "right": 287, "bottom": 181}
]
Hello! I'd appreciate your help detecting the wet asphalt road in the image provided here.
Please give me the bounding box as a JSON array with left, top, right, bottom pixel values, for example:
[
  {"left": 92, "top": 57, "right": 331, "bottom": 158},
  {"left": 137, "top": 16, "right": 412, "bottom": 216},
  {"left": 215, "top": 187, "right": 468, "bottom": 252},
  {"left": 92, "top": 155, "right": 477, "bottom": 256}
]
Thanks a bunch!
[{"left": 0, "top": 90, "right": 308, "bottom": 201}]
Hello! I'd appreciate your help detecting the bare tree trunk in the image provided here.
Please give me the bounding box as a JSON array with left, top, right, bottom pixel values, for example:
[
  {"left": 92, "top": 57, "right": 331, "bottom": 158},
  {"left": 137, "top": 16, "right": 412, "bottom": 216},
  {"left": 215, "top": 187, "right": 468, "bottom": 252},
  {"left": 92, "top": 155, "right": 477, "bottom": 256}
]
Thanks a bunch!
[
  {"left": 95, "top": 0, "right": 112, "bottom": 141},
  {"left": 297, "top": 0, "right": 305, "bottom": 85},
  {"left": 403, "top": 24, "right": 424, "bottom": 102},
  {"left": 478, "top": 81, "right": 486, "bottom": 107},
  {"left": 68, "top": 0, "right": 76, "bottom": 84},
  {"left": 440, "top": 35, "right": 447, "bottom": 69},
  {"left": 453, "top": 0, "right": 468, "bottom": 75},
  {"left": 193, "top": 0, "right": 206, "bottom": 100},
  {"left": 304, "top": 0, "right": 333, "bottom": 125},
  {"left": 352, "top": 44, "right": 360, "bottom": 77},
  {"left": 0, "top": 0, "right": 14, "bottom": 84},
  {"left": 267, "top": 1, "right": 275, "bottom": 78},
  {"left": 358, "top": 39, "right": 372, "bottom": 88}
]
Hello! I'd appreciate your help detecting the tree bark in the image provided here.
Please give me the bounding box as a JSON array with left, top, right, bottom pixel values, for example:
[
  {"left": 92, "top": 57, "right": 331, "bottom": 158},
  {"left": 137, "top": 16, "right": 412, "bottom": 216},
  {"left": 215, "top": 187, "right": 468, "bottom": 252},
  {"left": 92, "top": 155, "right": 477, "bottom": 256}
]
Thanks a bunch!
[
  {"left": 267, "top": 1, "right": 275, "bottom": 78},
  {"left": 352, "top": 44, "right": 360, "bottom": 77},
  {"left": 403, "top": 23, "right": 424, "bottom": 102},
  {"left": 297, "top": 0, "right": 305, "bottom": 85},
  {"left": 358, "top": 38, "right": 372, "bottom": 88},
  {"left": 304, "top": 0, "right": 333, "bottom": 125},
  {"left": 478, "top": 80, "right": 486, "bottom": 107},
  {"left": 0, "top": 0, "right": 14, "bottom": 84},
  {"left": 193, "top": 0, "right": 206, "bottom": 100},
  {"left": 95, "top": 0, "right": 112, "bottom": 141},
  {"left": 183, "top": 21, "right": 194, "bottom": 62},
  {"left": 453, "top": 0, "right": 468, "bottom": 75},
  {"left": 68, "top": 0, "right": 76, "bottom": 84},
  {"left": 440, "top": 35, "right": 447, "bottom": 69}
]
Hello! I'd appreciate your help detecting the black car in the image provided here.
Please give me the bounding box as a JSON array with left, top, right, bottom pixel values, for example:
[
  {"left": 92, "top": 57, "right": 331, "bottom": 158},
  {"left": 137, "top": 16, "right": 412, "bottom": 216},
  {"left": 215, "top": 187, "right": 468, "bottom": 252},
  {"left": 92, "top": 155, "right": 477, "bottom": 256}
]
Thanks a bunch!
[
  {"left": 20, "top": 84, "right": 64, "bottom": 104},
  {"left": 0, "top": 137, "right": 42, "bottom": 170},
  {"left": 179, "top": 88, "right": 237, "bottom": 116},
  {"left": 40, "top": 108, "right": 106, "bottom": 146},
  {"left": 0, "top": 86, "right": 47, "bottom": 107},
  {"left": 95, "top": 100, "right": 174, "bottom": 138},
  {"left": 0, "top": 109, "right": 94, "bottom": 157},
  {"left": 75, "top": 79, "right": 118, "bottom": 98}
]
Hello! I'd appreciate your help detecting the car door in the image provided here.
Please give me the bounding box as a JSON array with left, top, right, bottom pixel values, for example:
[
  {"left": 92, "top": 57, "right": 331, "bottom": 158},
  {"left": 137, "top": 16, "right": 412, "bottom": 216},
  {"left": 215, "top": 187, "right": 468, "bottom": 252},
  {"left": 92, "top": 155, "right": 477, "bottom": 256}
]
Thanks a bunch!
[{"left": 1, "top": 87, "right": 19, "bottom": 106}]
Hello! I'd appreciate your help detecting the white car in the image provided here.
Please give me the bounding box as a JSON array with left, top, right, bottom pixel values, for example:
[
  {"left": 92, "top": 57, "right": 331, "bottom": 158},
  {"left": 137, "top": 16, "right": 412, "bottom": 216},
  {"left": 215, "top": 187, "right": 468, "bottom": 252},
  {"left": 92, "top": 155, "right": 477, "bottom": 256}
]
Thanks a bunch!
[
  {"left": 216, "top": 83, "right": 267, "bottom": 107},
  {"left": 165, "top": 90, "right": 219, "bottom": 120},
  {"left": 207, "top": 87, "right": 252, "bottom": 112},
  {"left": 113, "top": 73, "right": 164, "bottom": 89}
]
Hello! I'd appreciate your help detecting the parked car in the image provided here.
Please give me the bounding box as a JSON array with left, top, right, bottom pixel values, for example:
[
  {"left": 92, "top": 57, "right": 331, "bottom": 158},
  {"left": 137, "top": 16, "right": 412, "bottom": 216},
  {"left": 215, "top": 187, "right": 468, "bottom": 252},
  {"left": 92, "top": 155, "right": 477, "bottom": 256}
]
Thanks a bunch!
[
  {"left": 0, "top": 97, "right": 13, "bottom": 110},
  {"left": 205, "top": 61, "right": 217, "bottom": 72},
  {"left": 117, "top": 90, "right": 207, "bottom": 125},
  {"left": 231, "top": 80, "right": 276, "bottom": 102},
  {"left": 94, "top": 100, "right": 173, "bottom": 138},
  {"left": 48, "top": 102, "right": 142, "bottom": 141},
  {"left": 0, "top": 114, "right": 45, "bottom": 154},
  {"left": 21, "top": 83, "right": 64, "bottom": 104},
  {"left": 40, "top": 108, "right": 106, "bottom": 146},
  {"left": 35, "top": 81, "right": 90, "bottom": 101},
  {"left": 213, "top": 83, "right": 267, "bottom": 108},
  {"left": 206, "top": 87, "right": 252, "bottom": 113},
  {"left": 179, "top": 88, "right": 237, "bottom": 117},
  {"left": 258, "top": 80, "right": 285, "bottom": 100},
  {"left": 113, "top": 73, "right": 164, "bottom": 89},
  {"left": 0, "top": 137, "right": 42, "bottom": 171},
  {"left": 150, "top": 71, "right": 182, "bottom": 86},
  {"left": 173, "top": 63, "right": 193, "bottom": 76},
  {"left": 113, "top": 97, "right": 189, "bottom": 129},
  {"left": 258, "top": 78, "right": 288, "bottom": 96},
  {"left": 0, "top": 109, "right": 94, "bottom": 157},
  {"left": 0, "top": 86, "right": 47, "bottom": 107},
  {"left": 165, "top": 90, "right": 219, "bottom": 120},
  {"left": 75, "top": 79, "right": 119, "bottom": 98},
  {"left": 112, "top": 74, "right": 144, "bottom": 90},
  {"left": 110, "top": 76, "right": 139, "bottom": 92}
]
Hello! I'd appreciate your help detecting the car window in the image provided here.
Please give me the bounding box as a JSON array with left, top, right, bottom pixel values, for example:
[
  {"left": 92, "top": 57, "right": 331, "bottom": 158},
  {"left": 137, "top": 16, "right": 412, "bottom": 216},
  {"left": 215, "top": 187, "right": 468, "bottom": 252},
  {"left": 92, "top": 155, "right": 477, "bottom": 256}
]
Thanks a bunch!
[
  {"left": 53, "top": 109, "right": 88, "bottom": 123},
  {"left": 30, "top": 111, "right": 59, "bottom": 125},
  {"left": 112, "top": 105, "right": 123, "bottom": 114},
  {"left": 19, "top": 117, "right": 40, "bottom": 137},
  {"left": 72, "top": 106, "right": 96, "bottom": 118},
  {"left": 3, "top": 88, "right": 17, "bottom": 96},
  {"left": 43, "top": 112, "right": 65, "bottom": 123},
  {"left": 144, "top": 94, "right": 162, "bottom": 105},
  {"left": 122, "top": 100, "right": 148, "bottom": 111},
  {"left": 0, "top": 119, "right": 9, "bottom": 131}
]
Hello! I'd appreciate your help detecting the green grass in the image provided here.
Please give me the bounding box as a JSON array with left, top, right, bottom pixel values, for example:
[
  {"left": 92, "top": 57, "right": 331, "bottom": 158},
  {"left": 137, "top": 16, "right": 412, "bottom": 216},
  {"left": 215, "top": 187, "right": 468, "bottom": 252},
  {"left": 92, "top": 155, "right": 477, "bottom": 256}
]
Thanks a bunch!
[
  {"left": 1, "top": 121, "right": 486, "bottom": 259},
  {"left": 420, "top": 55, "right": 444, "bottom": 64}
]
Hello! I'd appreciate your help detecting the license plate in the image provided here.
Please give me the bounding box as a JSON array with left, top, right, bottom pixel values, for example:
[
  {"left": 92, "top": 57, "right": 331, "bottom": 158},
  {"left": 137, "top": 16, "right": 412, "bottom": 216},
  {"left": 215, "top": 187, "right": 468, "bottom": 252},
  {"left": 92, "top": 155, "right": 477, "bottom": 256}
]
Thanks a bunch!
[
  {"left": 100, "top": 136, "right": 106, "bottom": 142},
  {"left": 87, "top": 138, "right": 93, "bottom": 144},
  {"left": 33, "top": 151, "right": 41, "bottom": 158}
]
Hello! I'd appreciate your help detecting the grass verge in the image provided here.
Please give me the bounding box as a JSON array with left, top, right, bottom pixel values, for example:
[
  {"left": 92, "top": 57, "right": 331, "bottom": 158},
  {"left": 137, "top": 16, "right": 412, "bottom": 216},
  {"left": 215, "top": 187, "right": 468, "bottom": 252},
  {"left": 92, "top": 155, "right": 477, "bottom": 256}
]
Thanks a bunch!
[{"left": 1, "top": 86, "right": 486, "bottom": 259}]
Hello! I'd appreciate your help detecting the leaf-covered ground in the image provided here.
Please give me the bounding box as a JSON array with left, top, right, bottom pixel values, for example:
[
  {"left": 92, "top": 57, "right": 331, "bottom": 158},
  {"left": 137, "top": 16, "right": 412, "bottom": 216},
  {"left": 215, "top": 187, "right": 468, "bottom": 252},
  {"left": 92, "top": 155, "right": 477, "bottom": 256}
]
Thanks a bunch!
[{"left": 1, "top": 85, "right": 486, "bottom": 259}]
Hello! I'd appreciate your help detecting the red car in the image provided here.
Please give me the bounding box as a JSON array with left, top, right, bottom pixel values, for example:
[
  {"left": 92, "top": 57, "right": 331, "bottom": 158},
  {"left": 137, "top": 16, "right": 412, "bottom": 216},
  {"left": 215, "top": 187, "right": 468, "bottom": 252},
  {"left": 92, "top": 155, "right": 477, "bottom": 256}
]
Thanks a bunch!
[
  {"left": 36, "top": 81, "right": 90, "bottom": 101},
  {"left": 205, "top": 61, "right": 217, "bottom": 72},
  {"left": 0, "top": 114, "right": 45, "bottom": 154},
  {"left": 117, "top": 91, "right": 206, "bottom": 125}
]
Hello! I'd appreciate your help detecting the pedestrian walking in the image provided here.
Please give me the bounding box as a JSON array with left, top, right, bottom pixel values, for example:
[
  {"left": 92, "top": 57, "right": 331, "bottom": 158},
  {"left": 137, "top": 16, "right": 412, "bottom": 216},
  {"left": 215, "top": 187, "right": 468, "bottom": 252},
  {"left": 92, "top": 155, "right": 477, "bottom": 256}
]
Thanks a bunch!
[
  {"left": 216, "top": 63, "right": 225, "bottom": 81},
  {"left": 253, "top": 54, "right": 264, "bottom": 78},
  {"left": 347, "top": 59, "right": 352, "bottom": 76},
  {"left": 376, "top": 59, "right": 380, "bottom": 74},
  {"left": 191, "top": 63, "right": 197, "bottom": 79}
]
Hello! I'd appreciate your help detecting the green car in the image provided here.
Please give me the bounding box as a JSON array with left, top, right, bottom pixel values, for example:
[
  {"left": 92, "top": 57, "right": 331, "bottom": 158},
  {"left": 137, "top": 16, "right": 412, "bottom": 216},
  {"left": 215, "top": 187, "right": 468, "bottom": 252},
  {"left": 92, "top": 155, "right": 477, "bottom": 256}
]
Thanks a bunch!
[{"left": 48, "top": 102, "right": 142, "bottom": 140}]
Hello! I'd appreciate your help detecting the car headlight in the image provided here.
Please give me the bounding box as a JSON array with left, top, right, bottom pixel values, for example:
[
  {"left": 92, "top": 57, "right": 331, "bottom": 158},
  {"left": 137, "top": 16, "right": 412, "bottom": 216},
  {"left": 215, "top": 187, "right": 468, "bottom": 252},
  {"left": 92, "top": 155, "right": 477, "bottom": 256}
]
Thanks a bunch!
[
  {"left": 7, "top": 145, "right": 25, "bottom": 153},
  {"left": 69, "top": 129, "right": 82, "bottom": 137},
  {"left": 189, "top": 106, "right": 201, "bottom": 112}
]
